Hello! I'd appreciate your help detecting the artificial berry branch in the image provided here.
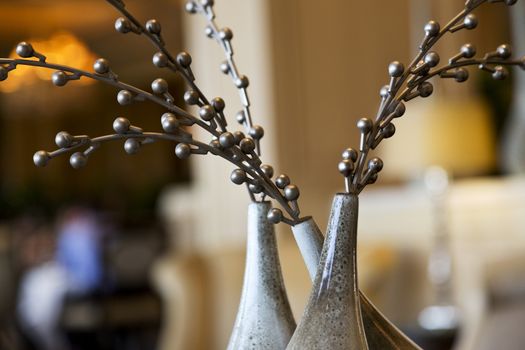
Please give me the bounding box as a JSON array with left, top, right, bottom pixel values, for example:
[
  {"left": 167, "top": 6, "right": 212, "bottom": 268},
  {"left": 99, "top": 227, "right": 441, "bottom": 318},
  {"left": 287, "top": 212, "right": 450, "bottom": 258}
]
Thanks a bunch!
[{"left": 338, "top": 0, "right": 525, "bottom": 195}]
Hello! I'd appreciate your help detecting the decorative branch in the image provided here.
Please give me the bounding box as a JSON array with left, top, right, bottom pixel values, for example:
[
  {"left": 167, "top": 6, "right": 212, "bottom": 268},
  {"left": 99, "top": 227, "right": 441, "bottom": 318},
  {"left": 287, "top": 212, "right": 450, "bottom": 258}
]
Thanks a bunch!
[{"left": 337, "top": 0, "right": 525, "bottom": 194}]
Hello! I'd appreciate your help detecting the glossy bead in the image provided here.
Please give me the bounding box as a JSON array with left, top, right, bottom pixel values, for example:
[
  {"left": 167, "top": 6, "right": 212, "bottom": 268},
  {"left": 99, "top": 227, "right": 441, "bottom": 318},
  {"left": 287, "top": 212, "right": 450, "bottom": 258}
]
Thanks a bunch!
[
  {"left": 153, "top": 52, "right": 168, "bottom": 68},
  {"left": 382, "top": 123, "right": 396, "bottom": 138},
  {"left": 239, "top": 138, "right": 255, "bottom": 153},
  {"left": 204, "top": 26, "right": 214, "bottom": 38},
  {"left": 151, "top": 78, "right": 168, "bottom": 94},
  {"left": 117, "top": 90, "right": 133, "bottom": 105},
  {"left": 284, "top": 185, "right": 300, "bottom": 201},
  {"left": 211, "top": 97, "right": 225, "bottom": 112},
  {"left": 236, "top": 110, "right": 246, "bottom": 124},
  {"left": 209, "top": 139, "right": 221, "bottom": 149},
  {"left": 249, "top": 125, "right": 264, "bottom": 140},
  {"left": 201, "top": 0, "right": 214, "bottom": 6},
  {"left": 424, "top": 52, "right": 440, "bottom": 67},
  {"left": 219, "top": 132, "right": 235, "bottom": 148},
  {"left": 161, "top": 113, "right": 179, "bottom": 132},
  {"left": 184, "top": 90, "right": 199, "bottom": 105},
  {"left": 388, "top": 61, "right": 404, "bottom": 77},
  {"left": 233, "top": 131, "right": 245, "bottom": 145},
  {"left": 497, "top": 44, "right": 512, "bottom": 59},
  {"left": 0, "top": 67, "right": 8, "bottom": 81},
  {"left": 175, "top": 143, "right": 191, "bottom": 159},
  {"left": 357, "top": 118, "right": 372, "bottom": 133},
  {"left": 342, "top": 148, "right": 358, "bottom": 162},
  {"left": 248, "top": 182, "right": 263, "bottom": 194},
  {"left": 52, "top": 71, "right": 68, "bottom": 87},
  {"left": 424, "top": 20, "right": 440, "bottom": 36},
  {"left": 492, "top": 66, "right": 508, "bottom": 80},
  {"left": 394, "top": 102, "right": 406, "bottom": 117},
  {"left": 185, "top": 1, "right": 197, "bottom": 13},
  {"left": 16, "top": 42, "right": 34, "bottom": 58},
  {"left": 124, "top": 139, "right": 141, "bottom": 154},
  {"left": 219, "top": 27, "right": 233, "bottom": 40},
  {"left": 380, "top": 85, "right": 390, "bottom": 98},
  {"left": 261, "top": 164, "right": 274, "bottom": 178},
  {"left": 418, "top": 82, "right": 433, "bottom": 97},
  {"left": 113, "top": 117, "right": 130, "bottom": 134},
  {"left": 230, "top": 169, "right": 247, "bottom": 185},
  {"left": 275, "top": 174, "right": 290, "bottom": 189},
  {"left": 55, "top": 131, "right": 74, "bottom": 148},
  {"left": 461, "top": 43, "right": 476, "bottom": 58},
  {"left": 177, "top": 52, "right": 192, "bottom": 67},
  {"left": 33, "top": 151, "right": 50, "bottom": 167},
  {"left": 93, "top": 58, "right": 110, "bottom": 74},
  {"left": 115, "top": 18, "right": 132, "bottom": 33},
  {"left": 368, "top": 173, "right": 379, "bottom": 185},
  {"left": 235, "top": 75, "right": 249, "bottom": 88},
  {"left": 220, "top": 61, "right": 230, "bottom": 74},
  {"left": 146, "top": 19, "right": 161, "bottom": 34},
  {"left": 267, "top": 208, "right": 283, "bottom": 224},
  {"left": 338, "top": 160, "right": 353, "bottom": 177},
  {"left": 464, "top": 14, "right": 478, "bottom": 30},
  {"left": 70, "top": 152, "right": 87, "bottom": 169},
  {"left": 455, "top": 68, "right": 469, "bottom": 82},
  {"left": 368, "top": 157, "right": 384, "bottom": 172},
  {"left": 199, "top": 105, "right": 215, "bottom": 121}
]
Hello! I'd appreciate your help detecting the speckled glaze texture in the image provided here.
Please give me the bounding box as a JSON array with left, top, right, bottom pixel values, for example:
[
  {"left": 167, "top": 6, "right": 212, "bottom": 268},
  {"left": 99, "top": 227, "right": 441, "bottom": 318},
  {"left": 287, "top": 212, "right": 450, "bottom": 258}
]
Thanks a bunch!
[
  {"left": 287, "top": 193, "right": 368, "bottom": 349},
  {"left": 227, "top": 202, "right": 296, "bottom": 350},
  {"left": 291, "top": 217, "right": 324, "bottom": 281}
]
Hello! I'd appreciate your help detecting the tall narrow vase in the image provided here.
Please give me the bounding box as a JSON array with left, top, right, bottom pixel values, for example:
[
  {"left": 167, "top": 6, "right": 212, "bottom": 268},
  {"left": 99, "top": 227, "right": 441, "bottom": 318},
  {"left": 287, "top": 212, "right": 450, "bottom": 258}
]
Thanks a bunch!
[
  {"left": 227, "top": 201, "right": 296, "bottom": 350},
  {"left": 287, "top": 193, "right": 368, "bottom": 349}
]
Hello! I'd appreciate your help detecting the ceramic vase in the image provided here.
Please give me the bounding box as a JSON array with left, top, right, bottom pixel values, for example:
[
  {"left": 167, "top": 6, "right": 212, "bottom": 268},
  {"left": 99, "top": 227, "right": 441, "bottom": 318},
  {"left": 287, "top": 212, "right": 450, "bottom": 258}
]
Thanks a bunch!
[{"left": 227, "top": 201, "right": 296, "bottom": 350}]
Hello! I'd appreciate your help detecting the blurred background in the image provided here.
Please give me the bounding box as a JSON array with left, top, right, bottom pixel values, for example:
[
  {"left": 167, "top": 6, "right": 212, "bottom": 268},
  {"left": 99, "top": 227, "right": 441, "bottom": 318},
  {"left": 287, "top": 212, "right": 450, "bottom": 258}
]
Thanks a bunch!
[{"left": 0, "top": 0, "right": 524, "bottom": 349}]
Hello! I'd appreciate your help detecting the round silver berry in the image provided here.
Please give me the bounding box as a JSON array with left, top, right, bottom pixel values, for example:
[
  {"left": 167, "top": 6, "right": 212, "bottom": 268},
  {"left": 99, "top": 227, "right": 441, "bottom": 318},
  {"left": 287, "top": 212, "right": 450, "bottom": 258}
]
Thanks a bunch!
[
  {"left": 380, "top": 85, "right": 390, "bottom": 98},
  {"left": 342, "top": 148, "right": 358, "bottom": 162},
  {"left": 124, "top": 139, "right": 141, "bottom": 155},
  {"left": 117, "top": 90, "right": 133, "bottom": 105},
  {"left": 211, "top": 97, "right": 225, "bottom": 112},
  {"left": 219, "top": 28, "right": 233, "bottom": 40},
  {"left": 52, "top": 71, "right": 68, "bottom": 87},
  {"left": 394, "top": 102, "right": 406, "bottom": 117},
  {"left": 151, "top": 78, "right": 168, "bottom": 94},
  {"left": 461, "top": 43, "right": 476, "bottom": 58},
  {"left": 239, "top": 138, "right": 255, "bottom": 153},
  {"left": 230, "top": 169, "right": 247, "bottom": 185},
  {"left": 497, "top": 44, "right": 512, "bottom": 59},
  {"left": 175, "top": 143, "right": 191, "bottom": 159},
  {"left": 219, "top": 132, "right": 235, "bottom": 148},
  {"left": 248, "top": 182, "right": 263, "bottom": 194},
  {"left": 201, "top": 0, "right": 214, "bottom": 7},
  {"left": 220, "top": 61, "right": 230, "bottom": 74},
  {"left": 199, "top": 105, "right": 215, "bottom": 121},
  {"left": 338, "top": 160, "right": 353, "bottom": 177},
  {"left": 113, "top": 117, "right": 130, "bottom": 134},
  {"left": 368, "top": 157, "right": 384, "bottom": 172},
  {"left": 204, "top": 26, "right": 214, "bottom": 38},
  {"left": 235, "top": 75, "right": 249, "bottom": 88},
  {"left": 93, "top": 58, "right": 110, "bottom": 74},
  {"left": 185, "top": 1, "right": 197, "bottom": 13},
  {"left": 146, "top": 19, "right": 161, "bottom": 34},
  {"left": 267, "top": 208, "right": 283, "bottom": 224},
  {"left": 455, "top": 68, "right": 469, "bottom": 83},
  {"left": 233, "top": 131, "right": 245, "bottom": 145},
  {"left": 55, "top": 131, "right": 74, "bottom": 148},
  {"left": 236, "top": 111, "right": 246, "bottom": 124},
  {"left": 115, "top": 18, "right": 132, "bottom": 33},
  {"left": 492, "top": 66, "right": 508, "bottom": 80},
  {"left": 464, "top": 14, "right": 478, "bottom": 30},
  {"left": 424, "top": 20, "right": 440, "bottom": 37},
  {"left": 382, "top": 123, "right": 396, "bottom": 138},
  {"left": 284, "top": 185, "right": 300, "bottom": 201},
  {"left": 184, "top": 90, "right": 199, "bottom": 105},
  {"left": 70, "top": 152, "right": 87, "bottom": 169},
  {"left": 249, "top": 125, "right": 264, "bottom": 140},
  {"left": 16, "top": 42, "right": 34, "bottom": 58},
  {"left": 153, "top": 52, "right": 168, "bottom": 68},
  {"left": 275, "top": 174, "right": 290, "bottom": 189},
  {"left": 424, "top": 52, "right": 440, "bottom": 67},
  {"left": 418, "top": 82, "right": 433, "bottom": 97},
  {"left": 388, "top": 61, "right": 404, "bottom": 77},
  {"left": 261, "top": 164, "right": 274, "bottom": 178},
  {"left": 176, "top": 52, "right": 192, "bottom": 67},
  {"left": 357, "top": 118, "right": 372, "bottom": 133},
  {"left": 33, "top": 151, "right": 50, "bottom": 167},
  {"left": 161, "top": 113, "right": 179, "bottom": 133}
]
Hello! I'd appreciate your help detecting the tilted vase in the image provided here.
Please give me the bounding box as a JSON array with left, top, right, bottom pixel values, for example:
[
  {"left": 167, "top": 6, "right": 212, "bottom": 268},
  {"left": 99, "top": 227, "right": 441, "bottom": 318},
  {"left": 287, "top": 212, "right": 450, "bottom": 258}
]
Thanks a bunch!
[{"left": 227, "top": 201, "right": 296, "bottom": 350}]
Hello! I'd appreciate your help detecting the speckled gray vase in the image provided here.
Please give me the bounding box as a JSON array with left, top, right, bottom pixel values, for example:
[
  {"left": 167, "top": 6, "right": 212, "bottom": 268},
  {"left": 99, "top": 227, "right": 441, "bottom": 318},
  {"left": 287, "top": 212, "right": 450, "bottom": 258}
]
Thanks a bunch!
[
  {"left": 287, "top": 193, "right": 368, "bottom": 349},
  {"left": 227, "top": 201, "right": 296, "bottom": 350}
]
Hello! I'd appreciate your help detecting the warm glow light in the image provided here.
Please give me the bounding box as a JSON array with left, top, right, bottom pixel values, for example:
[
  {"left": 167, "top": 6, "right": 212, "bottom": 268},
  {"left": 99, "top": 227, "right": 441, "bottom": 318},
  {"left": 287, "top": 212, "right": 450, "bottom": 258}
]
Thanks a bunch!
[{"left": 1, "top": 32, "right": 97, "bottom": 93}]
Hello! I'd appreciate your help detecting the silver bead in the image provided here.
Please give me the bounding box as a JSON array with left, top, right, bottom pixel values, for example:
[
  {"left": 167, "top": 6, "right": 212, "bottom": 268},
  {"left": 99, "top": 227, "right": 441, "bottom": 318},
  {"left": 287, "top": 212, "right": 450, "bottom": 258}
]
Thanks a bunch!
[
  {"left": 464, "top": 14, "right": 478, "bottom": 30},
  {"left": 146, "top": 19, "right": 161, "bottom": 34},
  {"left": 125, "top": 139, "right": 141, "bottom": 154},
  {"left": 115, "top": 18, "right": 132, "bottom": 33},
  {"left": 357, "top": 118, "right": 372, "bottom": 133},
  {"left": 177, "top": 52, "right": 192, "bottom": 67},
  {"left": 33, "top": 151, "right": 50, "bottom": 167},
  {"left": 117, "top": 90, "right": 133, "bottom": 105},
  {"left": 394, "top": 102, "right": 406, "bottom": 117},
  {"left": 220, "top": 61, "right": 230, "bottom": 74},
  {"left": 368, "top": 173, "right": 378, "bottom": 185},
  {"left": 455, "top": 68, "right": 469, "bottom": 82},
  {"left": 93, "top": 58, "right": 110, "bottom": 74},
  {"left": 368, "top": 157, "right": 383, "bottom": 172},
  {"left": 113, "top": 117, "right": 131, "bottom": 134},
  {"left": 16, "top": 42, "right": 34, "bottom": 58},
  {"left": 153, "top": 52, "right": 168, "bottom": 68},
  {"left": 248, "top": 182, "right": 263, "bottom": 194},
  {"left": 239, "top": 138, "right": 255, "bottom": 153},
  {"left": 249, "top": 125, "right": 264, "bottom": 140},
  {"left": 219, "top": 28, "right": 233, "bottom": 41},
  {"left": 184, "top": 90, "right": 200, "bottom": 105},
  {"left": 497, "top": 44, "right": 512, "bottom": 59},
  {"left": 55, "top": 131, "right": 74, "bottom": 148},
  {"left": 199, "top": 105, "right": 215, "bottom": 121},
  {"left": 230, "top": 169, "right": 247, "bottom": 185},
  {"left": 492, "top": 65, "right": 508, "bottom": 80},
  {"left": 424, "top": 20, "right": 440, "bottom": 37},
  {"left": 382, "top": 123, "right": 396, "bottom": 138},
  {"left": 201, "top": 0, "right": 214, "bottom": 6},
  {"left": 342, "top": 148, "right": 358, "bottom": 162},
  {"left": 235, "top": 75, "right": 249, "bottom": 88},
  {"left": 70, "top": 152, "right": 87, "bottom": 169},
  {"left": 461, "top": 43, "right": 476, "bottom": 58},
  {"left": 205, "top": 26, "right": 214, "bottom": 38},
  {"left": 275, "top": 174, "right": 290, "bottom": 189},
  {"left": 175, "top": 143, "right": 191, "bottom": 159},
  {"left": 209, "top": 139, "right": 221, "bottom": 149},
  {"left": 161, "top": 113, "right": 179, "bottom": 133},
  {"left": 211, "top": 97, "right": 225, "bottom": 112},
  {"left": 0, "top": 67, "right": 8, "bottom": 81},
  {"left": 52, "top": 71, "right": 68, "bottom": 87},
  {"left": 261, "top": 164, "right": 274, "bottom": 178},
  {"left": 338, "top": 160, "right": 353, "bottom": 177},
  {"left": 151, "top": 78, "right": 168, "bottom": 94},
  {"left": 380, "top": 85, "right": 390, "bottom": 98},
  {"left": 219, "top": 132, "right": 235, "bottom": 148},
  {"left": 284, "top": 185, "right": 300, "bottom": 201},
  {"left": 424, "top": 52, "right": 440, "bottom": 67},
  {"left": 418, "top": 82, "right": 433, "bottom": 97},
  {"left": 185, "top": 1, "right": 197, "bottom": 13},
  {"left": 236, "top": 110, "right": 246, "bottom": 124},
  {"left": 267, "top": 208, "right": 283, "bottom": 224},
  {"left": 388, "top": 61, "right": 404, "bottom": 77},
  {"left": 233, "top": 131, "right": 245, "bottom": 145}
]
